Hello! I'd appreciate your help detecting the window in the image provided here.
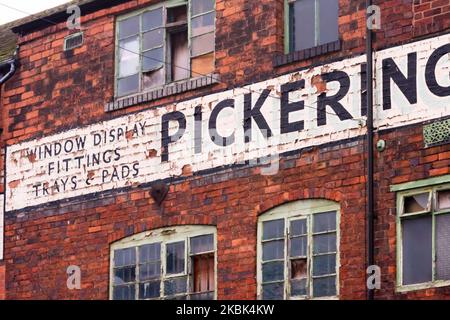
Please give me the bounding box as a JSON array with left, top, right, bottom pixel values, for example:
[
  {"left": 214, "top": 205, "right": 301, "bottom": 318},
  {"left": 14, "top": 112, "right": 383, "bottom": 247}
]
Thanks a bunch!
[
  {"left": 116, "top": 0, "right": 216, "bottom": 97},
  {"left": 285, "top": 0, "right": 339, "bottom": 53},
  {"left": 110, "top": 225, "right": 216, "bottom": 300},
  {"left": 397, "top": 184, "right": 450, "bottom": 290},
  {"left": 257, "top": 200, "right": 339, "bottom": 300}
]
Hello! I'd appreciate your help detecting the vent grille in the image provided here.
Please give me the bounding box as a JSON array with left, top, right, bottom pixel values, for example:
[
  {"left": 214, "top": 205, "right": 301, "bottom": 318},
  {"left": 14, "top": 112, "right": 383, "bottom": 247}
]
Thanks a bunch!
[
  {"left": 64, "top": 32, "right": 84, "bottom": 51},
  {"left": 423, "top": 118, "right": 450, "bottom": 148}
]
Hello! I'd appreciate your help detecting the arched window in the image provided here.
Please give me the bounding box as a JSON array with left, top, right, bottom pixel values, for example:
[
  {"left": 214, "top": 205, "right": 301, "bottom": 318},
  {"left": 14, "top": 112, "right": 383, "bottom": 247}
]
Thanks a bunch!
[
  {"left": 110, "top": 225, "right": 216, "bottom": 300},
  {"left": 257, "top": 199, "right": 340, "bottom": 300}
]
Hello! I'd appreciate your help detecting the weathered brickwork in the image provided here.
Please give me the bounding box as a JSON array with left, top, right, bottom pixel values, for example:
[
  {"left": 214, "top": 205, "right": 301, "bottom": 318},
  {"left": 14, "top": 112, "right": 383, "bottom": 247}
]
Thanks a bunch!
[{"left": 0, "top": 0, "right": 449, "bottom": 300}]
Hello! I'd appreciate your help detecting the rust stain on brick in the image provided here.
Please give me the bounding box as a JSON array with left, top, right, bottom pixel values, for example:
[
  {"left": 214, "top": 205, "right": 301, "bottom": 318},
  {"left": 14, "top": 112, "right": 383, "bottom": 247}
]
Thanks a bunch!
[
  {"left": 126, "top": 130, "right": 134, "bottom": 140},
  {"left": 8, "top": 180, "right": 20, "bottom": 189},
  {"left": 87, "top": 171, "right": 95, "bottom": 179},
  {"left": 147, "top": 149, "right": 158, "bottom": 158},
  {"left": 311, "top": 74, "right": 327, "bottom": 94},
  {"left": 182, "top": 164, "right": 193, "bottom": 176},
  {"left": 26, "top": 152, "right": 37, "bottom": 163}
]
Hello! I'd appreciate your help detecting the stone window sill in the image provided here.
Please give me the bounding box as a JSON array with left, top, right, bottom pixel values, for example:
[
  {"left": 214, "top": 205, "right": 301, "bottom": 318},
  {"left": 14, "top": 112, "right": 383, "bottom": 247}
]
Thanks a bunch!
[
  {"left": 105, "top": 73, "right": 220, "bottom": 112},
  {"left": 273, "top": 40, "right": 341, "bottom": 67}
]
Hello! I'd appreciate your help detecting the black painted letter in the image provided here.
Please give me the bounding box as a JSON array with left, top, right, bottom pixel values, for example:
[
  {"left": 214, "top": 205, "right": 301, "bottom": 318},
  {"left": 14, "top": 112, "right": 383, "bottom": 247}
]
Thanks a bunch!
[
  {"left": 425, "top": 43, "right": 450, "bottom": 97},
  {"left": 161, "top": 111, "right": 186, "bottom": 162},
  {"left": 244, "top": 89, "right": 272, "bottom": 142},
  {"left": 280, "top": 80, "right": 305, "bottom": 134}
]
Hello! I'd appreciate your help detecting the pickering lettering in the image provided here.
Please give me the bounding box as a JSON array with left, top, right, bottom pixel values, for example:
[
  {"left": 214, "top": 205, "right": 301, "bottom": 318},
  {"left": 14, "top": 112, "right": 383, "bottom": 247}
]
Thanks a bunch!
[{"left": 5, "top": 36, "right": 450, "bottom": 211}]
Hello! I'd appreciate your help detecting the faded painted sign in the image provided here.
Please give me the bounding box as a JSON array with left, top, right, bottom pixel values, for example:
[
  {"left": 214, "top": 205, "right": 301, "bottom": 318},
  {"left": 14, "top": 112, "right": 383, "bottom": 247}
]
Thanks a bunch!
[{"left": 5, "top": 34, "right": 450, "bottom": 212}]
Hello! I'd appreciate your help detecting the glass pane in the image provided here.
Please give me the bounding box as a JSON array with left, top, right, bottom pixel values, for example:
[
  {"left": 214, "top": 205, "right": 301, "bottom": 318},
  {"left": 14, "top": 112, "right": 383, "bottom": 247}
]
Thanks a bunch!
[
  {"left": 191, "top": 234, "right": 214, "bottom": 254},
  {"left": 166, "top": 241, "right": 185, "bottom": 274},
  {"left": 313, "top": 233, "right": 336, "bottom": 254},
  {"left": 318, "top": 0, "right": 339, "bottom": 45},
  {"left": 139, "top": 281, "right": 160, "bottom": 299},
  {"left": 114, "top": 266, "right": 136, "bottom": 285},
  {"left": 191, "top": 32, "right": 215, "bottom": 56},
  {"left": 313, "top": 276, "right": 336, "bottom": 297},
  {"left": 313, "top": 211, "right": 336, "bottom": 233},
  {"left": 290, "top": 219, "right": 307, "bottom": 236},
  {"left": 313, "top": 254, "right": 336, "bottom": 276},
  {"left": 113, "top": 284, "right": 135, "bottom": 300},
  {"left": 262, "top": 282, "right": 284, "bottom": 300},
  {"left": 402, "top": 216, "right": 432, "bottom": 285},
  {"left": 114, "top": 247, "right": 136, "bottom": 267},
  {"left": 437, "top": 190, "right": 450, "bottom": 211},
  {"left": 403, "top": 193, "right": 430, "bottom": 214},
  {"left": 118, "top": 36, "right": 139, "bottom": 77},
  {"left": 164, "top": 276, "right": 188, "bottom": 295},
  {"left": 191, "top": 12, "right": 215, "bottom": 37},
  {"left": 291, "top": 258, "right": 307, "bottom": 279},
  {"left": 143, "top": 47, "right": 164, "bottom": 72},
  {"left": 262, "top": 240, "right": 284, "bottom": 261},
  {"left": 118, "top": 74, "right": 139, "bottom": 96},
  {"left": 292, "top": 0, "right": 316, "bottom": 51},
  {"left": 263, "top": 219, "right": 285, "bottom": 240},
  {"left": 192, "top": 0, "right": 214, "bottom": 16},
  {"left": 140, "top": 243, "right": 161, "bottom": 262},
  {"left": 190, "top": 292, "right": 214, "bottom": 300},
  {"left": 436, "top": 214, "right": 450, "bottom": 280},
  {"left": 142, "top": 68, "right": 165, "bottom": 89},
  {"left": 290, "top": 278, "right": 307, "bottom": 296},
  {"left": 262, "top": 261, "right": 284, "bottom": 282},
  {"left": 119, "top": 16, "right": 139, "bottom": 39},
  {"left": 139, "top": 262, "right": 161, "bottom": 280},
  {"left": 143, "top": 8, "right": 163, "bottom": 31},
  {"left": 143, "top": 29, "right": 164, "bottom": 50},
  {"left": 290, "top": 236, "right": 307, "bottom": 257}
]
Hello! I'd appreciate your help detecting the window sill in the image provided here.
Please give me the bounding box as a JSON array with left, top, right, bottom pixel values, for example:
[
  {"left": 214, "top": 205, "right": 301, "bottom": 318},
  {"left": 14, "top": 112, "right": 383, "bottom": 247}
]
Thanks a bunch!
[
  {"left": 273, "top": 40, "right": 341, "bottom": 68},
  {"left": 105, "top": 73, "right": 220, "bottom": 112},
  {"left": 396, "top": 280, "right": 450, "bottom": 293}
]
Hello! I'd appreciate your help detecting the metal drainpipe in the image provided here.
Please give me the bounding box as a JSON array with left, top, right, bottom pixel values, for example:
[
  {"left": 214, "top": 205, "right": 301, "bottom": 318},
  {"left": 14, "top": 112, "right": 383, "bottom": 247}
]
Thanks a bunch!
[
  {"left": 0, "top": 47, "right": 19, "bottom": 85},
  {"left": 366, "top": 0, "right": 375, "bottom": 301}
]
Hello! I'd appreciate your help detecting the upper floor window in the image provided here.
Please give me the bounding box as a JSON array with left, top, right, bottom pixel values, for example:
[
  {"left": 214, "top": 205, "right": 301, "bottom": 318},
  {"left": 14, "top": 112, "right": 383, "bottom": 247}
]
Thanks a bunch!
[
  {"left": 110, "top": 225, "right": 216, "bottom": 300},
  {"left": 285, "top": 0, "right": 339, "bottom": 53},
  {"left": 257, "top": 200, "right": 339, "bottom": 300},
  {"left": 116, "top": 0, "right": 216, "bottom": 97},
  {"left": 397, "top": 184, "right": 450, "bottom": 290}
]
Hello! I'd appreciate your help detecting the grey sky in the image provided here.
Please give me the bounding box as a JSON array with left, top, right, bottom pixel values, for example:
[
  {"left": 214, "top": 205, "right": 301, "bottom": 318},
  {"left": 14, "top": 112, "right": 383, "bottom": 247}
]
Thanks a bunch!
[{"left": 0, "top": 0, "right": 71, "bottom": 25}]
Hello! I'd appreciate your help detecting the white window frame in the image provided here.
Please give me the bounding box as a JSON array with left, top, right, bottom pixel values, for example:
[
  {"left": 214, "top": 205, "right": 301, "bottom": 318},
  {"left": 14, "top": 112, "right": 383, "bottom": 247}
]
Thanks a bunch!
[
  {"left": 109, "top": 225, "right": 217, "bottom": 300},
  {"left": 396, "top": 183, "right": 450, "bottom": 292},
  {"left": 257, "top": 199, "right": 340, "bottom": 300}
]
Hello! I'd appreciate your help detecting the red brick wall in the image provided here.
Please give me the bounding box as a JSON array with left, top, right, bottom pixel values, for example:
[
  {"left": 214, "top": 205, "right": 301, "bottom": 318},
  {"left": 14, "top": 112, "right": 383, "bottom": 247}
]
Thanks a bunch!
[{"left": 0, "top": 263, "right": 4, "bottom": 300}]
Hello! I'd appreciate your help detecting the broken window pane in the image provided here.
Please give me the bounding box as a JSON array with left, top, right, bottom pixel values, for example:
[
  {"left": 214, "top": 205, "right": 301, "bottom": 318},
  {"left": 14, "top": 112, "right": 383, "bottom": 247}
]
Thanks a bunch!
[
  {"left": 143, "top": 48, "right": 164, "bottom": 72},
  {"left": 290, "top": 236, "right": 307, "bottom": 257},
  {"left": 119, "top": 36, "right": 139, "bottom": 77},
  {"left": 262, "top": 261, "right": 284, "bottom": 282},
  {"left": 143, "top": 29, "right": 164, "bottom": 50},
  {"left": 139, "top": 281, "right": 160, "bottom": 299},
  {"left": 437, "top": 190, "right": 450, "bottom": 211},
  {"left": 262, "top": 240, "right": 284, "bottom": 261},
  {"left": 318, "top": 0, "right": 339, "bottom": 45},
  {"left": 313, "top": 253, "right": 336, "bottom": 276},
  {"left": 118, "top": 74, "right": 139, "bottom": 96},
  {"left": 291, "top": 258, "right": 307, "bottom": 279},
  {"left": 191, "top": 12, "right": 215, "bottom": 37},
  {"left": 193, "top": 253, "right": 215, "bottom": 293},
  {"left": 313, "top": 233, "right": 336, "bottom": 254},
  {"left": 192, "top": 0, "right": 214, "bottom": 16},
  {"left": 114, "top": 266, "right": 136, "bottom": 285},
  {"left": 143, "top": 8, "right": 163, "bottom": 31},
  {"left": 164, "top": 276, "right": 188, "bottom": 295},
  {"left": 403, "top": 193, "right": 430, "bottom": 214},
  {"left": 313, "top": 276, "right": 336, "bottom": 297},
  {"left": 166, "top": 241, "right": 185, "bottom": 274},
  {"left": 119, "top": 16, "right": 139, "bottom": 39},
  {"left": 292, "top": 0, "right": 316, "bottom": 51},
  {"left": 263, "top": 219, "right": 284, "bottom": 240},
  {"left": 191, "top": 52, "right": 214, "bottom": 76},
  {"left": 191, "top": 32, "right": 215, "bottom": 56},
  {"left": 113, "top": 284, "right": 135, "bottom": 300},
  {"left": 290, "top": 219, "right": 307, "bottom": 236},
  {"left": 114, "top": 247, "right": 136, "bottom": 267},
  {"left": 170, "top": 30, "right": 190, "bottom": 81},
  {"left": 140, "top": 243, "right": 161, "bottom": 262},
  {"left": 262, "top": 282, "right": 284, "bottom": 300},
  {"left": 167, "top": 5, "right": 187, "bottom": 24},
  {"left": 290, "top": 278, "right": 307, "bottom": 296},
  {"left": 436, "top": 214, "right": 450, "bottom": 280},
  {"left": 402, "top": 216, "right": 432, "bottom": 285},
  {"left": 142, "top": 68, "right": 164, "bottom": 90},
  {"left": 313, "top": 211, "right": 336, "bottom": 233},
  {"left": 191, "top": 234, "right": 214, "bottom": 254}
]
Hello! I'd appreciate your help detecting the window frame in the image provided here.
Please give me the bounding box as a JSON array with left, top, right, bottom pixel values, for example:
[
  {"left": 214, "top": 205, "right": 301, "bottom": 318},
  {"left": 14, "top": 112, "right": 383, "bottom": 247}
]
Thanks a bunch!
[
  {"left": 114, "top": 0, "right": 216, "bottom": 98},
  {"left": 109, "top": 225, "right": 217, "bottom": 300},
  {"left": 396, "top": 183, "right": 450, "bottom": 292},
  {"left": 257, "top": 199, "right": 340, "bottom": 300}
]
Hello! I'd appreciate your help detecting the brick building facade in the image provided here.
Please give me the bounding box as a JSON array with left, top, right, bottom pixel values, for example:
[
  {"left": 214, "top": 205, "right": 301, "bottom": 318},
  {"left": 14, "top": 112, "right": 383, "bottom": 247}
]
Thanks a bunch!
[{"left": 0, "top": 0, "right": 449, "bottom": 300}]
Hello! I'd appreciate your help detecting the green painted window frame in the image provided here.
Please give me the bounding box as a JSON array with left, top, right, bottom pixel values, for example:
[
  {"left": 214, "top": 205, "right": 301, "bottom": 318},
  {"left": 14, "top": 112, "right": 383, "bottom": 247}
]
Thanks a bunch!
[
  {"left": 109, "top": 225, "right": 217, "bottom": 300},
  {"left": 396, "top": 183, "right": 450, "bottom": 292},
  {"left": 257, "top": 199, "right": 340, "bottom": 300},
  {"left": 114, "top": 0, "right": 216, "bottom": 98}
]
